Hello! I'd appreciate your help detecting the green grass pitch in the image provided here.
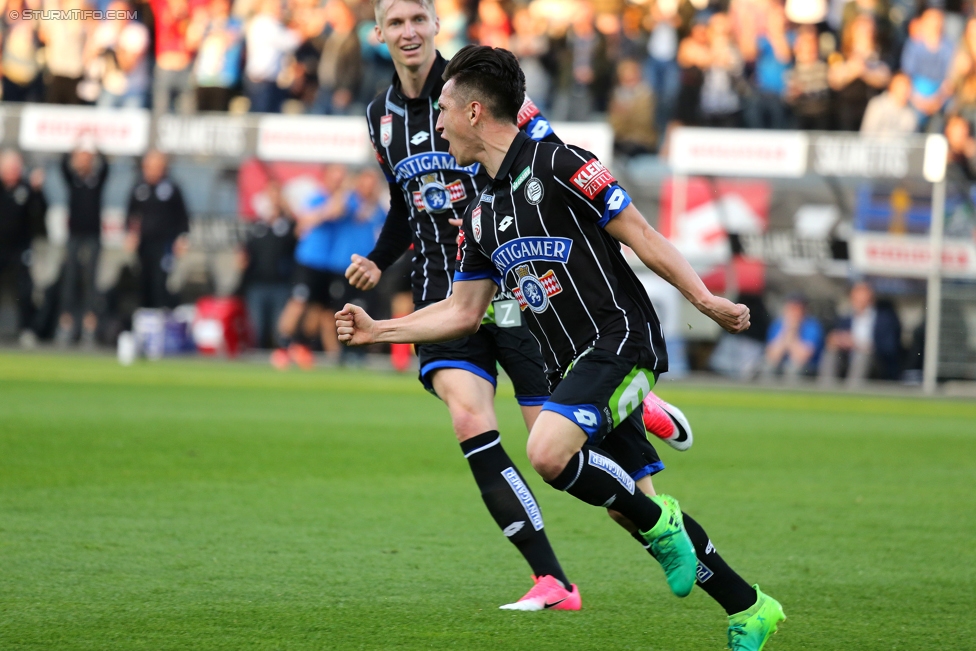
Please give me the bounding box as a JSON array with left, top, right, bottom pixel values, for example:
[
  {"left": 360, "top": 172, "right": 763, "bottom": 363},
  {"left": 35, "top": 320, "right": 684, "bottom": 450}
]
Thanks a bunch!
[{"left": 1, "top": 353, "right": 974, "bottom": 650}]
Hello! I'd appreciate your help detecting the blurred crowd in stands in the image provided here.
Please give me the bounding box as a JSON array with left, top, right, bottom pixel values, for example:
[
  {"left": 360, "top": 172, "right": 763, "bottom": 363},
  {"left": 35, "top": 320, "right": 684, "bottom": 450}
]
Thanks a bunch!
[
  {"left": 4, "top": 0, "right": 976, "bottom": 148},
  {"left": 1, "top": 144, "right": 392, "bottom": 365},
  {"left": 4, "top": 0, "right": 974, "bottom": 380}
]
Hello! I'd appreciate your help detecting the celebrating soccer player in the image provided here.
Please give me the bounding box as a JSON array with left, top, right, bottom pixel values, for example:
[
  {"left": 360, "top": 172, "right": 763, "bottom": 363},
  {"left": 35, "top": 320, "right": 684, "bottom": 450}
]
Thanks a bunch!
[
  {"left": 347, "top": 0, "right": 695, "bottom": 612},
  {"left": 338, "top": 46, "right": 786, "bottom": 650}
]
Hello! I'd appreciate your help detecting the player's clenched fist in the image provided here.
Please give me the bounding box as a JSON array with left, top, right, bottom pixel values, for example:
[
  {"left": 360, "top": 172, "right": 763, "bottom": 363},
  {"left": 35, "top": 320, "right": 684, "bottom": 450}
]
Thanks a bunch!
[
  {"left": 336, "top": 304, "right": 376, "bottom": 346},
  {"left": 701, "top": 296, "right": 751, "bottom": 334},
  {"left": 346, "top": 254, "right": 382, "bottom": 291}
]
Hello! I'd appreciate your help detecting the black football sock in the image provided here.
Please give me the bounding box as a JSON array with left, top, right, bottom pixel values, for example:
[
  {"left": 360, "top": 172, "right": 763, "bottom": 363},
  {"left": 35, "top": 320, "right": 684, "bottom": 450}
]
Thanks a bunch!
[
  {"left": 547, "top": 447, "right": 663, "bottom": 532},
  {"left": 631, "top": 530, "right": 652, "bottom": 550},
  {"left": 461, "top": 431, "right": 570, "bottom": 588},
  {"left": 682, "top": 513, "right": 757, "bottom": 615}
]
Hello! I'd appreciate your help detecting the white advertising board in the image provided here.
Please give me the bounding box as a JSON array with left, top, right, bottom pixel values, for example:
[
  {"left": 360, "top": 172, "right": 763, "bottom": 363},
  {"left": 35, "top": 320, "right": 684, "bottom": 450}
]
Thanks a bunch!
[
  {"left": 18, "top": 105, "right": 150, "bottom": 155},
  {"left": 256, "top": 115, "right": 372, "bottom": 164},
  {"left": 669, "top": 128, "right": 808, "bottom": 177},
  {"left": 850, "top": 233, "right": 976, "bottom": 279}
]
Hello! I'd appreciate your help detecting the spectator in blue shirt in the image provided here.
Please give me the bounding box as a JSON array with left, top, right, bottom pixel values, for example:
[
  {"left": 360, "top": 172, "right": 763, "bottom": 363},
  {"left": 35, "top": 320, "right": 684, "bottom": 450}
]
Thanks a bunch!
[
  {"left": 762, "top": 293, "right": 823, "bottom": 381},
  {"left": 189, "top": 0, "right": 244, "bottom": 112},
  {"left": 272, "top": 164, "right": 348, "bottom": 369},
  {"left": 743, "top": 2, "right": 793, "bottom": 129},
  {"left": 328, "top": 169, "right": 386, "bottom": 278},
  {"left": 901, "top": 7, "right": 954, "bottom": 127}
]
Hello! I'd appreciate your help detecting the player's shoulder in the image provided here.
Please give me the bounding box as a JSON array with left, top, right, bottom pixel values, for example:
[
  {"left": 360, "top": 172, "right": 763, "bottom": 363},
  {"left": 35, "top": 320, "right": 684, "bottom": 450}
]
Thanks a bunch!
[
  {"left": 366, "top": 87, "right": 401, "bottom": 123},
  {"left": 532, "top": 142, "right": 600, "bottom": 177}
]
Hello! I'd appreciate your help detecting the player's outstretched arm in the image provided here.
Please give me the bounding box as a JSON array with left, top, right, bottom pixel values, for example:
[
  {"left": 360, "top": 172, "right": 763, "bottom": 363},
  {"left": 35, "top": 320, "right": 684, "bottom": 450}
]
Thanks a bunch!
[
  {"left": 336, "top": 278, "right": 498, "bottom": 346},
  {"left": 605, "top": 204, "right": 751, "bottom": 334}
]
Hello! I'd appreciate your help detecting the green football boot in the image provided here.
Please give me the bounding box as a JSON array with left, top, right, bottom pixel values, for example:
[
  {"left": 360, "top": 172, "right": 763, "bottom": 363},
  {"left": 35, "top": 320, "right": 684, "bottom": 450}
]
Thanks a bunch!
[
  {"left": 639, "top": 494, "right": 697, "bottom": 597},
  {"left": 727, "top": 585, "right": 786, "bottom": 651}
]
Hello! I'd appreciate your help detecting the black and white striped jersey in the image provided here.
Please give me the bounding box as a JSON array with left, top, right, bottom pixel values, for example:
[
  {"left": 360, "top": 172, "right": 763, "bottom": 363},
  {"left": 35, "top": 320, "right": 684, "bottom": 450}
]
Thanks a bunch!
[
  {"left": 364, "top": 53, "right": 560, "bottom": 304},
  {"left": 455, "top": 131, "right": 669, "bottom": 377}
]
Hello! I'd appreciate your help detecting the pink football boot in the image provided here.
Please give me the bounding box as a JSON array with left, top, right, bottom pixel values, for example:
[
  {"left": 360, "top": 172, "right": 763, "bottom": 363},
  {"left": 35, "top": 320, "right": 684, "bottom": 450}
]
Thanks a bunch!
[
  {"left": 499, "top": 575, "right": 581, "bottom": 611},
  {"left": 642, "top": 392, "right": 693, "bottom": 452}
]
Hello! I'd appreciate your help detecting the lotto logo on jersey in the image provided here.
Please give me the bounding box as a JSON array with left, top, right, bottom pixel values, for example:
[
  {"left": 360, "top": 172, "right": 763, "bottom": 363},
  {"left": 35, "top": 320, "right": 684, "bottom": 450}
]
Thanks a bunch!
[
  {"left": 517, "top": 97, "right": 541, "bottom": 127},
  {"left": 571, "top": 158, "right": 616, "bottom": 200},
  {"left": 526, "top": 116, "right": 554, "bottom": 142},
  {"left": 380, "top": 114, "right": 393, "bottom": 147}
]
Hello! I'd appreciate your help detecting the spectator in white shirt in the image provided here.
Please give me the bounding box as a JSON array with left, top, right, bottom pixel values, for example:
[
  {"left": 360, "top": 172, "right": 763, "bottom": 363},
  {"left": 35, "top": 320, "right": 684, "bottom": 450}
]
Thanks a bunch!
[
  {"left": 860, "top": 72, "right": 918, "bottom": 135},
  {"left": 39, "top": 0, "right": 89, "bottom": 104},
  {"left": 86, "top": 0, "right": 150, "bottom": 108},
  {"left": 245, "top": 0, "right": 301, "bottom": 113}
]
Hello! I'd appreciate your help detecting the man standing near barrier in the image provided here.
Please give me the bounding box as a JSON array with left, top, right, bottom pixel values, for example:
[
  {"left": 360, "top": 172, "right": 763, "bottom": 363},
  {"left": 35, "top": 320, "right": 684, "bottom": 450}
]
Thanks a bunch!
[
  {"left": 344, "top": 0, "right": 692, "bottom": 611},
  {"left": 337, "top": 46, "right": 786, "bottom": 651}
]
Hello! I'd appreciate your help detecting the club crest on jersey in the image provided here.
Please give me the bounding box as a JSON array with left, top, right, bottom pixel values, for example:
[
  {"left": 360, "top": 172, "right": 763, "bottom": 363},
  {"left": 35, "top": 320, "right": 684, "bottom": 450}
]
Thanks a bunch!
[
  {"left": 571, "top": 158, "right": 616, "bottom": 200},
  {"left": 490, "top": 236, "right": 572, "bottom": 276},
  {"left": 512, "top": 265, "right": 562, "bottom": 313},
  {"left": 380, "top": 114, "right": 393, "bottom": 147},
  {"left": 412, "top": 174, "right": 466, "bottom": 213},
  {"left": 472, "top": 206, "right": 482, "bottom": 242},
  {"left": 524, "top": 178, "right": 544, "bottom": 205}
]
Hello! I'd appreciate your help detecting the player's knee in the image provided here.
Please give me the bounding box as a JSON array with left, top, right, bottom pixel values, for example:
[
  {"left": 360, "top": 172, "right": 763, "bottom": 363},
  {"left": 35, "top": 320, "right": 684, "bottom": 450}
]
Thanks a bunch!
[
  {"left": 526, "top": 438, "right": 564, "bottom": 481},
  {"left": 450, "top": 406, "right": 492, "bottom": 442}
]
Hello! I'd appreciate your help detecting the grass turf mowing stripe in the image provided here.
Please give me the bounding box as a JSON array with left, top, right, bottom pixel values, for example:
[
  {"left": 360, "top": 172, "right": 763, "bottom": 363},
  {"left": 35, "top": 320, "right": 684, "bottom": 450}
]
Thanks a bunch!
[{"left": 1, "top": 354, "right": 973, "bottom": 650}]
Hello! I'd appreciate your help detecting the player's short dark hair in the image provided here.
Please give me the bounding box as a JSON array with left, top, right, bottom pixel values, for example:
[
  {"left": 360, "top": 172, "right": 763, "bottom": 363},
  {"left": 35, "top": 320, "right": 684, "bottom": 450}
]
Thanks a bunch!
[{"left": 442, "top": 45, "right": 525, "bottom": 125}]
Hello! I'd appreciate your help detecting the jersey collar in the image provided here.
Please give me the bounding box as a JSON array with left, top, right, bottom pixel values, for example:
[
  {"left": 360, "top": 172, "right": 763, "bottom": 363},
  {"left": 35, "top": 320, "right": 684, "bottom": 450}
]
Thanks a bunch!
[
  {"left": 492, "top": 131, "right": 530, "bottom": 182},
  {"left": 392, "top": 52, "right": 448, "bottom": 102}
]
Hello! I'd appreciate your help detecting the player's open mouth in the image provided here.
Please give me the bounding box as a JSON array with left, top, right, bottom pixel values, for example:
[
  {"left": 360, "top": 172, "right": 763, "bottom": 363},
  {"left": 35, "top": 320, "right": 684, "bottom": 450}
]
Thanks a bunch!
[{"left": 402, "top": 44, "right": 421, "bottom": 52}]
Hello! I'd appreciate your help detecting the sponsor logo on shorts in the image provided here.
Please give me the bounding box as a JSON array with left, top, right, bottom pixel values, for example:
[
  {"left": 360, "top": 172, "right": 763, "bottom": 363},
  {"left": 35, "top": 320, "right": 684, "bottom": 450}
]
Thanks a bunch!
[
  {"left": 501, "top": 467, "right": 544, "bottom": 531},
  {"left": 587, "top": 450, "right": 635, "bottom": 494},
  {"left": 502, "top": 521, "right": 525, "bottom": 537},
  {"left": 696, "top": 561, "right": 714, "bottom": 583},
  {"left": 571, "top": 158, "right": 616, "bottom": 200}
]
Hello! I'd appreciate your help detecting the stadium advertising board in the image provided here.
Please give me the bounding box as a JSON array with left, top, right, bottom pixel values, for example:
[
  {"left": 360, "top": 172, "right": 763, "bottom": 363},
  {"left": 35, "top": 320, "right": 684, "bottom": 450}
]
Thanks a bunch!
[
  {"left": 850, "top": 233, "right": 976, "bottom": 278},
  {"left": 669, "top": 128, "right": 809, "bottom": 178},
  {"left": 155, "top": 115, "right": 248, "bottom": 157},
  {"left": 18, "top": 105, "right": 150, "bottom": 155},
  {"left": 256, "top": 115, "right": 372, "bottom": 164},
  {"left": 669, "top": 128, "right": 947, "bottom": 182}
]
